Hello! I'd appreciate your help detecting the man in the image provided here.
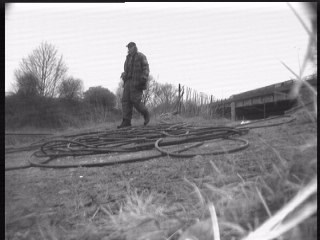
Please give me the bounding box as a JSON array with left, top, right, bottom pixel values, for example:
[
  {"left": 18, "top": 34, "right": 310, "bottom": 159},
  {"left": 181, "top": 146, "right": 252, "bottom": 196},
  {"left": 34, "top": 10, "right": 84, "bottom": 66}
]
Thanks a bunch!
[{"left": 118, "top": 42, "right": 150, "bottom": 128}]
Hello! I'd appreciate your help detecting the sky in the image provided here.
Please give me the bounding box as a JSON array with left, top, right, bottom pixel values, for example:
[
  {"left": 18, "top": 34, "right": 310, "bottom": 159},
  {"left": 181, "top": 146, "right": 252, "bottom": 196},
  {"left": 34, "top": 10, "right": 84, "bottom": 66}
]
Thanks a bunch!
[{"left": 5, "top": 2, "right": 316, "bottom": 99}]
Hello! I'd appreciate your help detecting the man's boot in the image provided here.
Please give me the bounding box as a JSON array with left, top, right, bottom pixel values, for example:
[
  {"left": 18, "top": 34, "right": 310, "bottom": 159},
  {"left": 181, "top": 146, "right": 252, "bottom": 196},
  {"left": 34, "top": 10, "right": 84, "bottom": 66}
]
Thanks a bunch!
[
  {"left": 117, "top": 119, "right": 131, "bottom": 129},
  {"left": 143, "top": 111, "right": 150, "bottom": 126}
]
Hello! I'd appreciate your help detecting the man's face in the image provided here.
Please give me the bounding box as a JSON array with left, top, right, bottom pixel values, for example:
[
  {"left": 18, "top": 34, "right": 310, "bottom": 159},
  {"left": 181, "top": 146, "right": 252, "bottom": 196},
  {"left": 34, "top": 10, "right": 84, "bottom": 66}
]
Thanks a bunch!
[{"left": 127, "top": 46, "right": 135, "bottom": 55}]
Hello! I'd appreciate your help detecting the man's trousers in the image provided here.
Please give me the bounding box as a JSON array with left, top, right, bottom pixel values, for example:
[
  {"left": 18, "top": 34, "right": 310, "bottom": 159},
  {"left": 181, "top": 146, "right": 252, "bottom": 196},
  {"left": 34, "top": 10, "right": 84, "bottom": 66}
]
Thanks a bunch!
[{"left": 121, "top": 80, "right": 149, "bottom": 121}]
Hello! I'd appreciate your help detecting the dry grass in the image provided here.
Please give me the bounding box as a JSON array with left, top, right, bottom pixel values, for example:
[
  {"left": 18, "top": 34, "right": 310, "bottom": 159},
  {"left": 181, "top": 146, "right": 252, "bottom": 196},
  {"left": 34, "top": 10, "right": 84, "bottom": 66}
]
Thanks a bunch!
[
  {"left": 5, "top": 104, "right": 317, "bottom": 240},
  {"left": 176, "top": 3, "right": 318, "bottom": 240}
]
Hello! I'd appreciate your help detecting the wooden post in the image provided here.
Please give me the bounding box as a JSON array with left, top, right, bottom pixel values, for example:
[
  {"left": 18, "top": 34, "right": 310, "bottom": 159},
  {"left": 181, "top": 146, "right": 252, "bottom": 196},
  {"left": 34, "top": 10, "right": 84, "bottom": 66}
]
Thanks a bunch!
[
  {"left": 178, "top": 84, "right": 181, "bottom": 114},
  {"left": 231, "top": 102, "right": 235, "bottom": 121},
  {"left": 263, "top": 102, "right": 266, "bottom": 119},
  {"left": 210, "top": 95, "right": 213, "bottom": 117}
]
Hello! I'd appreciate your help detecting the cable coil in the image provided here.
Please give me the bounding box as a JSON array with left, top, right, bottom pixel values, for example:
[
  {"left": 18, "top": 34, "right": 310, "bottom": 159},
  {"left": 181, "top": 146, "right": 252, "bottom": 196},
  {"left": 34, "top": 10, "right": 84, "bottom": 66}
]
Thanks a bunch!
[{"left": 5, "top": 114, "right": 296, "bottom": 171}]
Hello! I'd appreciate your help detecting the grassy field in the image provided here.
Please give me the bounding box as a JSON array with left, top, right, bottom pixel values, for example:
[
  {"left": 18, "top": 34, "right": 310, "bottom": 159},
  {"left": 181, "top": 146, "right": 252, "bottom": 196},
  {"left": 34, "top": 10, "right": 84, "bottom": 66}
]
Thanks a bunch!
[{"left": 5, "top": 108, "right": 317, "bottom": 240}]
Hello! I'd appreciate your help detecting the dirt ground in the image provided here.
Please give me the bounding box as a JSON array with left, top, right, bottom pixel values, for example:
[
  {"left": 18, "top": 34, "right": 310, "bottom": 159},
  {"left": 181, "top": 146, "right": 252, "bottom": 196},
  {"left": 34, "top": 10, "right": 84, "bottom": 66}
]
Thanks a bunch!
[{"left": 5, "top": 114, "right": 317, "bottom": 240}]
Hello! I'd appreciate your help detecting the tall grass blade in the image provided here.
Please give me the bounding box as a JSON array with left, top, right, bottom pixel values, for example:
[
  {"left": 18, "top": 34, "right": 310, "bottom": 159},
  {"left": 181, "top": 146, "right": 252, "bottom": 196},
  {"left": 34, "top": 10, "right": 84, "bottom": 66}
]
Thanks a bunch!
[{"left": 209, "top": 203, "right": 220, "bottom": 240}]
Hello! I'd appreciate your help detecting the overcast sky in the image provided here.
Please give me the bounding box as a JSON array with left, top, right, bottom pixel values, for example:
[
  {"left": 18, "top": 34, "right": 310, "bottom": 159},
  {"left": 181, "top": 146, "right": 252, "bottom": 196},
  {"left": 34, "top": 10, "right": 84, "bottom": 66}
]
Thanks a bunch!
[{"left": 5, "top": 2, "right": 315, "bottom": 99}]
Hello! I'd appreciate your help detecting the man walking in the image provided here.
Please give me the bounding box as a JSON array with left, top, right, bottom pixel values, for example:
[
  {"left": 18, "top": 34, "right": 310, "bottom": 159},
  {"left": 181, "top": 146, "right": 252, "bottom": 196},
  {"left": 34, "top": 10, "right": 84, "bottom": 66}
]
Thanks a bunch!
[{"left": 118, "top": 42, "right": 150, "bottom": 128}]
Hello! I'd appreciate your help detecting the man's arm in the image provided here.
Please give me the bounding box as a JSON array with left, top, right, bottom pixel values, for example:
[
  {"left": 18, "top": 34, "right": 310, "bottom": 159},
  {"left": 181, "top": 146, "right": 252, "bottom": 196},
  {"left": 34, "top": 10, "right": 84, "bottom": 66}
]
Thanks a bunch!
[
  {"left": 121, "top": 57, "right": 129, "bottom": 81},
  {"left": 140, "top": 54, "right": 149, "bottom": 79}
]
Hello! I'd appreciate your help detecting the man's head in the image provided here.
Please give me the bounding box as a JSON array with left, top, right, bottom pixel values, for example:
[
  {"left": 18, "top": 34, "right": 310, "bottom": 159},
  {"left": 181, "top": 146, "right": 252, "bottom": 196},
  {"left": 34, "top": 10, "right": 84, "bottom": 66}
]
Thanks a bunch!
[{"left": 126, "top": 42, "right": 137, "bottom": 55}]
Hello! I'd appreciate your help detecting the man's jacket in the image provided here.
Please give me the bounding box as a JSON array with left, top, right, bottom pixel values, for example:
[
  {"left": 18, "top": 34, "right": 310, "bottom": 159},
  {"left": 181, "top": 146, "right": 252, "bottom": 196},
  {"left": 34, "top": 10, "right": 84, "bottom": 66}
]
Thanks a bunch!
[{"left": 122, "top": 51, "right": 149, "bottom": 90}]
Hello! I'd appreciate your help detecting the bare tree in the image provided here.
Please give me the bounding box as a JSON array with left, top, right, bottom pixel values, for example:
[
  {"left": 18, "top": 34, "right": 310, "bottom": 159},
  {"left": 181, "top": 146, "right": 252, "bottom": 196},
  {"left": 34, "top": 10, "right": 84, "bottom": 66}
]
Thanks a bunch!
[
  {"left": 15, "top": 41, "right": 68, "bottom": 97},
  {"left": 152, "top": 82, "right": 178, "bottom": 107},
  {"left": 58, "top": 77, "right": 84, "bottom": 100},
  {"left": 142, "top": 74, "right": 156, "bottom": 106}
]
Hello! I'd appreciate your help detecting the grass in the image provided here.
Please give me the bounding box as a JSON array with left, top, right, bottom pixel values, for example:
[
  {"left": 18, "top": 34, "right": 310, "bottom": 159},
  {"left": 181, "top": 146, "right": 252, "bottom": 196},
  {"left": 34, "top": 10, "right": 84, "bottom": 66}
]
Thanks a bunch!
[
  {"left": 5, "top": 91, "right": 317, "bottom": 240},
  {"left": 5, "top": 103, "right": 317, "bottom": 240}
]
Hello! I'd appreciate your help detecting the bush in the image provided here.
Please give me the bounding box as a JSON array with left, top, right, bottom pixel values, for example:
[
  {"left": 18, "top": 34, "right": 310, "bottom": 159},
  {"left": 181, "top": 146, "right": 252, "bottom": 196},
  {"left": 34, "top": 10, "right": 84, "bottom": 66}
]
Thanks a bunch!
[{"left": 5, "top": 94, "right": 120, "bottom": 130}]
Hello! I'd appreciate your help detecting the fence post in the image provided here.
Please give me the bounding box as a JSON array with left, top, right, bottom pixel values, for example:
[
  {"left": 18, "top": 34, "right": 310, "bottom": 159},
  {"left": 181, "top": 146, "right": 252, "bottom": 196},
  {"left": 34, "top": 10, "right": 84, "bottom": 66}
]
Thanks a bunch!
[
  {"left": 210, "top": 95, "right": 213, "bottom": 117},
  {"left": 178, "top": 83, "right": 181, "bottom": 114}
]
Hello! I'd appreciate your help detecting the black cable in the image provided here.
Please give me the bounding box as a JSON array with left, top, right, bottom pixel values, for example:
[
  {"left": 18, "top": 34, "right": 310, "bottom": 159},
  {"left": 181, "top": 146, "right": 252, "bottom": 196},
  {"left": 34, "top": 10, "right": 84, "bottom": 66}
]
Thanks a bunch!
[
  {"left": 155, "top": 137, "right": 249, "bottom": 157},
  {"left": 5, "top": 115, "right": 296, "bottom": 171}
]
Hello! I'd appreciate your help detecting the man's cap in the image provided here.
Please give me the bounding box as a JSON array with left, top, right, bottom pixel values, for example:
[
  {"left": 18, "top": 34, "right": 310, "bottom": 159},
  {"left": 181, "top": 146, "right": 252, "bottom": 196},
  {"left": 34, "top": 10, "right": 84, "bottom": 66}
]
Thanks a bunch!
[{"left": 126, "top": 42, "right": 136, "bottom": 48}]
